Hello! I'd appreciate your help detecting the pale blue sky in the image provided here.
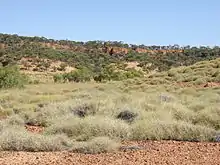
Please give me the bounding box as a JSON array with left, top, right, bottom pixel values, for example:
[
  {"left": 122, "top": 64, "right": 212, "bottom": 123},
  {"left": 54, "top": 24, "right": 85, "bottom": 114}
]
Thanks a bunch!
[{"left": 1, "top": 0, "right": 220, "bottom": 46}]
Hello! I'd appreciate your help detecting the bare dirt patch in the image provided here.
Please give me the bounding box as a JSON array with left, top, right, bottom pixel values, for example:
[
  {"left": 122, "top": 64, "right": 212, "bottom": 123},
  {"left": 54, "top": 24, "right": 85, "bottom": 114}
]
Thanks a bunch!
[
  {"left": 25, "top": 125, "right": 44, "bottom": 134},
  {"left": 18, "top": 57, "right": 75, "bottom": 74},
  {"left": 0, "top": 140, "right": 219, "bottom": 165}
]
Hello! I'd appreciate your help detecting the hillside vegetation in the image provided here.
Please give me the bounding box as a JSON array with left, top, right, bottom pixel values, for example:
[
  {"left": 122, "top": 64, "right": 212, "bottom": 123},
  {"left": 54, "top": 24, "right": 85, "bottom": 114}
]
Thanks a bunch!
[
  {"left": 1, "top": 33, "right": 220, "bottom": 83},
  {"left": 0, "top": 80, "right": 219, "bottom": 153},
  {"left": 123, "top": 58, "right": 220, "bottom": 88},
  {"left": 0, "top": 33, "right": 220, "bottom": 154}
]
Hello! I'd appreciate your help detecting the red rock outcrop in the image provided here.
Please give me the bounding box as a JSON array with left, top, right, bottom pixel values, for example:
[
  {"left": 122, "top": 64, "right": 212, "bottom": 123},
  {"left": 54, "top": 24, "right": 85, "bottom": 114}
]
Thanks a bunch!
[{"left": 103, "top": 47, "right": 129, "bottom": 55}]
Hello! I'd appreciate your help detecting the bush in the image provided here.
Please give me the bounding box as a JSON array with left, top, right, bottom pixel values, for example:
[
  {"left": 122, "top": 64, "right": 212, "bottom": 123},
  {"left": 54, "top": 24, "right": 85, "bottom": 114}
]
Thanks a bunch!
[
  {"left": 167, "top": 69, "right": 177, "bottom": 77},
  {"left": 63, "top": 68, "right": 92, "bottom": 82},
  {"left": 194, "top": 78, "right": 207, "bottom": 85},
  {"left": 0, "top": 127, "right": 72, "bottom": 151},
  {"left": 116, "top": 110, "right": 138, "bottom": 123},
  {"left": 131, "top": 120, "right": 216, "bottom": 141},
  {"left": 0, "top": 66, "right": 28, "bottom": 89},
  {"left": 94, "top": 67, "right": 143, "bottom": 82},
  {"left": 71, "top": 137, "right": 120, "bottom": 154},
  {"left": 3, "top": 114, "right": 25, "bottom": 126},
  {"left": 22, "top": 102, "right": 73, "bottom": 127},
  {"left": 124, "top": 69, "right": 144, "bottom": 79},
  {"left": 72, "top": 103, "right": 96, "bottom": 118},
  {"left": 191, "top": 111, "right": 220, "bottom": 130},
  {"left": 53, "top": 74, "right": 64, "bottom": 83},
  {"left": 214, "top": 75, "right": 220, "bottom": 82},
  {"left": 44, "top": 116, "right": 130, "bottom": 141}
]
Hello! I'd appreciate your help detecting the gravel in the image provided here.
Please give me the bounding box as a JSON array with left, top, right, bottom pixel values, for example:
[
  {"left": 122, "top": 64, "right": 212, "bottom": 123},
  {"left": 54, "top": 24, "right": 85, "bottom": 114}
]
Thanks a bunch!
[{"left": 0, "top": 140, "right": 219, "bottom": 165}]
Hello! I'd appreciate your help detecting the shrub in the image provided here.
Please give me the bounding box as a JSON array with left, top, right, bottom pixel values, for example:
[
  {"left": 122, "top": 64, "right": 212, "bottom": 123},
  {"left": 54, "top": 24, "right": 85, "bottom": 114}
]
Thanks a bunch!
[
  {"left": 71, "top": 137, "right": 120, "bottom": 154},
  {"left": 94, "top": 67, "right": 143, "bottom": 82},
  {"left": 3, "top": 114, "right": 25, "bottom": 126},
  {"left": 214, "top": 75, "right": 220, "bottom": 82},
  {"left": 53, "top": 74, "right": 64, "bottom": 83},
  {"left": 191, "top": 111, "right": 220, "bottom": 130},
  {"left": 44, "top": 116, "right": 130, "bottom": 141},
  {"left": 194, "top": 78, "right": 207, "bottom": 85},
  {"left": 72, "top": 103, "right": 96, "bottom": 118},
  {"left": 22, "top": 102, "right": 73, "bottom": 127},
  {"left": 63, "top": 68, "right": 92, "bottom": 82},
  {"left": 0, "top": 66, "right": 28, "bottom": 89},
  {"left": 131, "top": 120, "right": 216, "bottom": 141},
  {"left": 167, "top": 69, "right": 177, "bottom": 77},
  {"left": 116, "top": 110, "right": 138, "bottom": 123},
  {"left": 0, "top": 127, "right": 72, "bottom": 151},
  {"left": 124, "top": 69, "right": 144, "bottom": 79}
]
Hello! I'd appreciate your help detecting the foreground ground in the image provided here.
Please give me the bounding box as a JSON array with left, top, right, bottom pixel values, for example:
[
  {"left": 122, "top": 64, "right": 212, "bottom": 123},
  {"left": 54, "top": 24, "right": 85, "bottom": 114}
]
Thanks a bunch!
[{"left": 0, "top": 140, "right": 219, "bottom": 165}]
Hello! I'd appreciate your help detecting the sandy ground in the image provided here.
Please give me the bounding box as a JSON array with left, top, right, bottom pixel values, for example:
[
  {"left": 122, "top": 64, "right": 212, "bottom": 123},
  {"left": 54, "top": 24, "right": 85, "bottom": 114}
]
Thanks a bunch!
[{"left": 0, "top": 140, "right": 219, "bottom": 165}]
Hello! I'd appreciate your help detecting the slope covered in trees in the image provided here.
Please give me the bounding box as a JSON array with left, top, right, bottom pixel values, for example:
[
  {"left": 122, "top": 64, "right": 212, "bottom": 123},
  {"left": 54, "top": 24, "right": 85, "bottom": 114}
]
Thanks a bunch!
[{"left": 0, "top": 33, "right": 220, "bottom": 81}]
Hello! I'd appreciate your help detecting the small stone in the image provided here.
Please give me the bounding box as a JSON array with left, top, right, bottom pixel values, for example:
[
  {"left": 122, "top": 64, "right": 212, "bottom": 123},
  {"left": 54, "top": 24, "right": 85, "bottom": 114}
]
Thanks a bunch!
[{"left": 215, "top": 134, "right": 220, "bottom": 142}]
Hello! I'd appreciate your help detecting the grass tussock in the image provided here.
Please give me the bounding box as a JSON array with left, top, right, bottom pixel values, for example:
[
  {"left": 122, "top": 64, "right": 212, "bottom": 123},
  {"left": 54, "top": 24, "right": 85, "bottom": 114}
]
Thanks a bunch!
[
  {"left": 3, "top": 114, "right": 25, "bottom": 126},
  {"left": 71, "top": 137, "right": 120, "bottom": 154},
  {"left": 44, "top": 116, "right": 130, "bottom": 141},
  {"left": 0, "top": 127, "right": 72, "bottom": 152},
  {"left": 131, "top": 120, "right": 216, "bottom": 141},
  {"left": 0, "top": 65, "right": 219, "bottom": 153}
]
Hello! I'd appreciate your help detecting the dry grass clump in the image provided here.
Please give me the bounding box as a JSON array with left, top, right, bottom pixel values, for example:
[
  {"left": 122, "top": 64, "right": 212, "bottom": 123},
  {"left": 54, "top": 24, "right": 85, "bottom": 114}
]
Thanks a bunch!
[
  {"left": 191, "top": 109, "right": 220, "bottom": 130},
  {"left": 22, "top": 102, "right": 74, "bottom": 126},
  {"left": 131, "top": 120, "right": 216, "bottom": 142},
  {"left": 193, "top": 78, "right": 207, "bottom": 85},
  {"left": 0, "top": 127, "right": 72, "bottom": 151},
  {"left": 0, "top": 65, "right": 219, "bottom": 153},
  {"left": 44, "top": 116, "right": 130, "bottom": 141},
  {"left": 22, "top": 99, "right": 101, "bottom": 127},
  {"left": 2, "top": 114, "right": 25, "bottom": 126},
  {"left": 71, "top": 137, "right": 120, "bottom": 154}
]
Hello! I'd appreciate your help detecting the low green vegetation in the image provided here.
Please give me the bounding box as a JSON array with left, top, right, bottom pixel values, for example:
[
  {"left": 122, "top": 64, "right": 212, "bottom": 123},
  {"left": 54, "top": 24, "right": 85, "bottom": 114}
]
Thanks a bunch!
[
  {"left": 0, "top": 80, "right": 219, "bottom": 153},
  {"left": 1, "top": 33, "right": 220, "bottom": 76},
  {"left": 53, "top": 65, "right": 144, "bottom": 83},
  {"left": 125, "top": 58, "right": 220, "bottom": 86},
  {"left": 0, "top": 66, "right": 28, "bottom": 89},
  {"left": 0, "top": 33, "right": 220, "bottom": 154}
]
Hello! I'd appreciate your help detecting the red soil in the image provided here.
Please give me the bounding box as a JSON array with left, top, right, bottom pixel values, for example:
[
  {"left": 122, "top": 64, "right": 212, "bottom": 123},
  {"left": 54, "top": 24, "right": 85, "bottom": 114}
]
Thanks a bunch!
[
  {"left": 25, "top": 125, "right": 44, "bottom": 134},
  {"left": 0, "top": 140, "right": 219, "bottom": 165}
]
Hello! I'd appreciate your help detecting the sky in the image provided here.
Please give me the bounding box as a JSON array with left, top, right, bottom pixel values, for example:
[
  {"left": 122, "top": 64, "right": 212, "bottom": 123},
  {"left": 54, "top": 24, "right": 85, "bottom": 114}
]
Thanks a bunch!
[{"left": 1, "top": 0, "right": 220, "bottom": 46}]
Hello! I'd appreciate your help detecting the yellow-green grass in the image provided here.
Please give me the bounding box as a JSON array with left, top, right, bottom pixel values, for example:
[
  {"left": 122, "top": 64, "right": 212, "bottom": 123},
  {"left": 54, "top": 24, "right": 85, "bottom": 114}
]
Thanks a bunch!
[
  {"left": 0, "top": 58, "right": 220, "bottom": 152},
  {"left": 0, "top": 82, "right": 103, "bottom": 115},
  {"left": 1, "top": 81, "right": 219, "bottom": 137},
  {"left": 125, "top": 58, "right": 220, "bottom": 87}
]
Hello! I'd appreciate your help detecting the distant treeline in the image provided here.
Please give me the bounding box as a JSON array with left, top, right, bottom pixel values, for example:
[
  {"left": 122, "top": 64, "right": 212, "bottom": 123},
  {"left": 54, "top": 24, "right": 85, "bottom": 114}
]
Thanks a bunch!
[{"left": 0, "top": 33, "right": 220, "bottom": 73}]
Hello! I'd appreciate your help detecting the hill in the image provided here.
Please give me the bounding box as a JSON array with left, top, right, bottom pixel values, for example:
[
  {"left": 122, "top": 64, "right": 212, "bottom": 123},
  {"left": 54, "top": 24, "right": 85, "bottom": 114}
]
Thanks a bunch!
[
  {"left": 1, "top": 33, "right": 220, "bottom": 82},
  {"left": 123, "top": 58, "right": 220, "bottom": 89},
  {"left": 0, "top": 34, "right": 220, "bottom": 163}
]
